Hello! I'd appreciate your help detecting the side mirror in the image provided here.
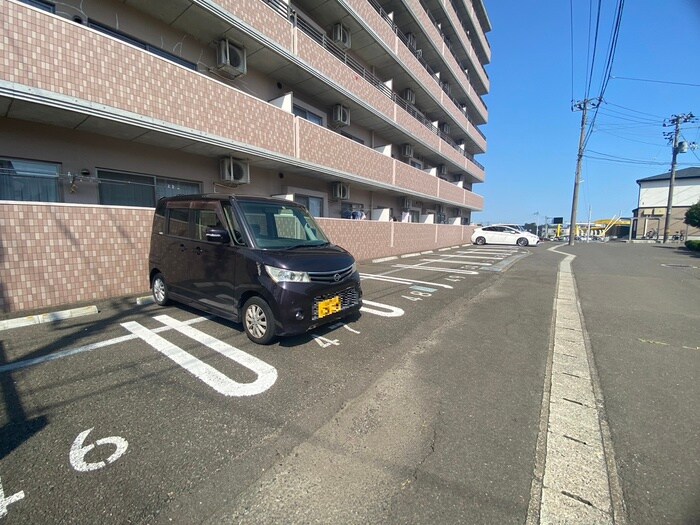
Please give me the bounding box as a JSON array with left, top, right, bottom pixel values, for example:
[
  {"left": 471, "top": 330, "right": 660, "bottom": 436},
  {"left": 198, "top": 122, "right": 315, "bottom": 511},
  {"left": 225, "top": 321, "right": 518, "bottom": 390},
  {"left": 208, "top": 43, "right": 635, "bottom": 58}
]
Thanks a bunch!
[{"left": 205, "top": 227, "right": 231, "bottom": 244}]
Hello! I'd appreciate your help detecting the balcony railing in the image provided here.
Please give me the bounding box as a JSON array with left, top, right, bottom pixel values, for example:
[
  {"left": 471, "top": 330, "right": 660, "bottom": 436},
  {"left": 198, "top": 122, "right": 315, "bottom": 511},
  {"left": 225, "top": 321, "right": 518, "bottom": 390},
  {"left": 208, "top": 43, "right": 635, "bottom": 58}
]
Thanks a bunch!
[
  {"left": 261, "top": 2, "right": 485, "bottom": 171},
  {"left": 366, "top": 0, "right": 488, "bottom": 118}
]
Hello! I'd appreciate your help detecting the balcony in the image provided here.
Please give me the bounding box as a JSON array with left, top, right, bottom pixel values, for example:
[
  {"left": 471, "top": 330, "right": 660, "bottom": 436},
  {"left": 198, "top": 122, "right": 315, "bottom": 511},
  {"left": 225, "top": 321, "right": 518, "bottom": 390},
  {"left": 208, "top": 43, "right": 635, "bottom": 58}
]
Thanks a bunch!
[{"left": 1, "top": 2, "right": 483, "bottom": 210}]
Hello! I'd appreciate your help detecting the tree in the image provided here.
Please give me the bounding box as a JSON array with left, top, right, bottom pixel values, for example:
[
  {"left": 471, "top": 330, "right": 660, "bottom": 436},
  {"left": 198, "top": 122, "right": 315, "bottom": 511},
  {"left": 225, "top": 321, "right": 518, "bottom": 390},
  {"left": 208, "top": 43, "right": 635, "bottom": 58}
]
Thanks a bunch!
[{"left": 685, "top": 199, "right": 700, "bottom": 228}]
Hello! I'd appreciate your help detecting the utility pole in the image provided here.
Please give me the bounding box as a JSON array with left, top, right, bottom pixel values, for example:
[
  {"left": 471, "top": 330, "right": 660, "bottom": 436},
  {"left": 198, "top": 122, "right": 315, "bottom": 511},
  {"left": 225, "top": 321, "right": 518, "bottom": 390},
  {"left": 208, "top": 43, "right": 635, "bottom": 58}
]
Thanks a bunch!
[
  {"left": 569, "top": 98, "right": 599, "bottom": 246},
  {"left": 662, "top": 113, "right": 696, "bottom": 243}
]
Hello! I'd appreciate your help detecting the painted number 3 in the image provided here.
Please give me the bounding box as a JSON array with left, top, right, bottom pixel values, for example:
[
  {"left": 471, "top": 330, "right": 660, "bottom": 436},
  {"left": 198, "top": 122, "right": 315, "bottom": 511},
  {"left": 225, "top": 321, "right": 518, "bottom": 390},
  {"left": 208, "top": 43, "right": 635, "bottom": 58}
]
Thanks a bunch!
[{"left": 69, "top": 428, "right": 129, "bottom": 472}]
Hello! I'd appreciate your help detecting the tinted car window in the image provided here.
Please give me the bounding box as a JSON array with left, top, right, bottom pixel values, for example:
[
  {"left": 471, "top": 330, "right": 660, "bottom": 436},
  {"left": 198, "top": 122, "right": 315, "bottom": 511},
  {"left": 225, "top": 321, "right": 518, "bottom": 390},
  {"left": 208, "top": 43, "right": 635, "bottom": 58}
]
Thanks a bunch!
[
  {"left": 193, "top": 209, "right": 220, "bottom": 241},
  {"left": 168, "top": 208, "right": 190, "bottom": 237}
]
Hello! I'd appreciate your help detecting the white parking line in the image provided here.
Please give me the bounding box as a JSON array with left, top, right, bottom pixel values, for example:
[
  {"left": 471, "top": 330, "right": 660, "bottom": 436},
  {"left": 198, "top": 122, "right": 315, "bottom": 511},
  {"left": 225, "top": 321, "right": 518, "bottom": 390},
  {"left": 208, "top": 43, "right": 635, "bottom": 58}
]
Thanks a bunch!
[
  {"left": 456, "top": 250, "right": 512, "bottom": 257},
  {"left": 0, "top": 316, "right": 210, "bottom": 374},
  {"left": 122, "top": 315, "right": 277, "bottom": 397},
  {"left": 359, "top": 273, "right": 454, "bottom": 289},
  {"left": 391, "top": 264, "right": 479, "bottom": 275},
  {"left": 360, "top": 300, "right": 405, "bottom": 317},
  {"left": 419, "top": 258, "right": 490, "bottom": 266},
  {"left": 450, "top": 253, "right": 506, "bottom": 260}
]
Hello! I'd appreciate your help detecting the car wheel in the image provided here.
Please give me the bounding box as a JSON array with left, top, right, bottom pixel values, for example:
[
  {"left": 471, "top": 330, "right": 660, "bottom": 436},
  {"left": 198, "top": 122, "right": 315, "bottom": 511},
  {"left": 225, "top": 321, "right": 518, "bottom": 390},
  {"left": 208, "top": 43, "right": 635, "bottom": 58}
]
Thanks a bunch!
[
  {"left": 475, "top": 236, "right": 486, "bottom": 245},
  {"left": 152, "top": 273, "right": 170, "bottom": 306},
  {"left": 516, "top": 237, "right": 529, "bottom": 247},
  {"left": 243, "top": 297, "right": 277, "bottom": 345}
]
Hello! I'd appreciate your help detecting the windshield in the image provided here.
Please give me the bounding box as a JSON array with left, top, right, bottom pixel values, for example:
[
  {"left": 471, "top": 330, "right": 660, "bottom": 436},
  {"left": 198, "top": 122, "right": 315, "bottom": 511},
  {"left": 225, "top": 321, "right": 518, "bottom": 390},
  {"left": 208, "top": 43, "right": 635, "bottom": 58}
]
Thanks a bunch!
[{"left": 238, "top": 201, "right": 330, "bottom": 249}]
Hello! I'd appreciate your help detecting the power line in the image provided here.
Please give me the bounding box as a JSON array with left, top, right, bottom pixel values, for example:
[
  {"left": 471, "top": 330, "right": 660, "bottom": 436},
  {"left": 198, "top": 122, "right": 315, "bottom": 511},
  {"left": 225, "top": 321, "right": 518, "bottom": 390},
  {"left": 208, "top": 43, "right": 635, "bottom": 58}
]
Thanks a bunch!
[
  {"left": 610, "top": 75, "right": 700, "bottom": 87},
  {"left": 570, "top": 0, "right": 575, "bottom": 105},
  {"left": 585, "top": 0, "right": 604, "bottom": 99},
  {"left": 584, "top": 155, "right": 695, "bottom": 166},
  {"left": 595, "top": 129, "right": 666, "bottom": 146},
  {"left": 604, "top": 102, "right": 664, "bottom": 119},
  {"left": 595, "top": 108, "right": 660, "bottom": 124}
]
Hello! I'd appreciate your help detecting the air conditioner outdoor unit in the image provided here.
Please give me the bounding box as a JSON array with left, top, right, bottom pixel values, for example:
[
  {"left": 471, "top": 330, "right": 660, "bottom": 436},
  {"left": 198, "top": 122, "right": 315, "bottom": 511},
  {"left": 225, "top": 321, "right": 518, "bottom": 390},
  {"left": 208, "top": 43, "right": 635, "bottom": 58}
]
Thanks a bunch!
[
  {"left": 406, "top": 32, "right": 417, "bottom": 49},
  {"left": 402, "top": 88, "right": 416, "bottom": 105},
  {"left": 332, "top": 104, "right": 350, "bottom": 127},
  {"left": 216, "top": 39, "right": 247, "bottom": 78},
  {"left": 220, "top": 157, "right": 250, "bottom": 184},
  {"left": 439, "top": 122, "right": 451, "bottom": 135},
  {"left": 401, "top": 143, "right": 414, "bottom": 158},
  {"left": 332, "top": 23, "right": 351, "bottom": 49},
  {"left": 401, "top": 197, "right": 413, "bottom": 210},
  {"left": 332, "top": 182, "right": 350, "bottom": 200}
]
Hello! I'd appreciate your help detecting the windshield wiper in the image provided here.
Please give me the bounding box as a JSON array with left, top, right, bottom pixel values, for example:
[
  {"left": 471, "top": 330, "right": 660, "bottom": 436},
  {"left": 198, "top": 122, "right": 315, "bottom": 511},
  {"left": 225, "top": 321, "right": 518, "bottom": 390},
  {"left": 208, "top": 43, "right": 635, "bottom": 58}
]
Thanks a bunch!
[{"left": 283, "top": 242, "right": 329, "bottom": 250}]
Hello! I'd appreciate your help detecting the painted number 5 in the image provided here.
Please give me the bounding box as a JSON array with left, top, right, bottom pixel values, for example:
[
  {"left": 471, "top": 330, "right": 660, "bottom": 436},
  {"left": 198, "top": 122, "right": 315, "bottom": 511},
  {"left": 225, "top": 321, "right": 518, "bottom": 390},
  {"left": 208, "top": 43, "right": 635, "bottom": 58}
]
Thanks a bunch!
[{"left": 69, "top": 428, "right": 128, "bottom": 472}]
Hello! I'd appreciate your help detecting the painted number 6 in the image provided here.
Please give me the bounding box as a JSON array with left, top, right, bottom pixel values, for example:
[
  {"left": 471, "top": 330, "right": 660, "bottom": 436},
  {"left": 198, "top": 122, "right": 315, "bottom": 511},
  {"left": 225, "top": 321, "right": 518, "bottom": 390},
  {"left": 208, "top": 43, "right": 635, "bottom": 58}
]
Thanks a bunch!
[{"left": 69, "top": 428, "right": 129, "bottom": 472}]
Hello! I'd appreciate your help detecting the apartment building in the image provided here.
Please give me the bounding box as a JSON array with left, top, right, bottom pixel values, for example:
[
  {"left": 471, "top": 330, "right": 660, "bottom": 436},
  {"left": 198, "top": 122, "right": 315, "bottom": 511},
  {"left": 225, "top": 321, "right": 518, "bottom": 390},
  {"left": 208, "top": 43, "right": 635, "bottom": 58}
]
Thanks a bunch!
[
  {"left": 632, "top": 167, "right": 700, "bottom": 241},
  {"left": 0, "top": 0, "right": 490, "bottom": 314}
]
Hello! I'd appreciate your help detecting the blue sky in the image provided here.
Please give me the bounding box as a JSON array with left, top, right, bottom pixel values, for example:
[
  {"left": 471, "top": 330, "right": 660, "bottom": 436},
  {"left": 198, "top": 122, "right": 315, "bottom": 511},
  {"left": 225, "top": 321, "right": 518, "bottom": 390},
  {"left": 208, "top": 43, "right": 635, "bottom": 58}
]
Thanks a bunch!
[{"left": 474, "top": 0, "right": 700, "bottom": 226}]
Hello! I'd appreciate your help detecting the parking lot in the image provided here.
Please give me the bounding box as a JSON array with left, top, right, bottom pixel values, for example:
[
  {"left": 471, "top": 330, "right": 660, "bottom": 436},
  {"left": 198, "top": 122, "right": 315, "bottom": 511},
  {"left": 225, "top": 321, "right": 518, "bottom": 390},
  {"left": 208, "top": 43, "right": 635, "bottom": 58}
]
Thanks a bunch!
[
  {"left": 2, "top": 242, "right": 698, "bottom": 524},
  {"left": 1, "top": 244, "right": 546, "bottom": 523}
]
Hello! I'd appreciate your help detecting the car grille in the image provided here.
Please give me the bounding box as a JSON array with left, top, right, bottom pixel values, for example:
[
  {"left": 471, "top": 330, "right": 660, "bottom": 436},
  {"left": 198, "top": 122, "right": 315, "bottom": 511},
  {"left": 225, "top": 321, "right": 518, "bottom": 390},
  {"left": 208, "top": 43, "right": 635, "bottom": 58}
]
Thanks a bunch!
[
  {"left": 311, "top": 286, "right": 360, "bottom": 320},
  {"left": 307, "top": 264, "right": 355, "bottom": 283}
]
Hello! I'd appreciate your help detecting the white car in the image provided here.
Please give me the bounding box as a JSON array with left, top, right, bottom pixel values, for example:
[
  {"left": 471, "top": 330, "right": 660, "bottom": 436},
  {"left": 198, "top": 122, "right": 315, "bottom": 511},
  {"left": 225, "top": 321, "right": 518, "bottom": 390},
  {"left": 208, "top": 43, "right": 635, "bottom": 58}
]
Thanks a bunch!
[{"left": 471, "top": 225, "right": 540, "bottom": 247}]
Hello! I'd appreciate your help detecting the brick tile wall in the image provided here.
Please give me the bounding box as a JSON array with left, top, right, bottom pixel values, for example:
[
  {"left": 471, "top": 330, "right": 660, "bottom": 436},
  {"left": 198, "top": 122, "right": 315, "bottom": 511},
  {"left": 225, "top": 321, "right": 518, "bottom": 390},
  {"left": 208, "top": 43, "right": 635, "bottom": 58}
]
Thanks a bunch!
[
  {"left": 0, "top": 203, "right": 473, "bottom": 315},
  {"left": 298, "top": 120, "right": 394, "bottom": 185},
  {"left": 2, "top": 2, "right": 296, "bottom": 158},
  {"left": 395, "top": 162, "right": 439, "bottom": 196},
  {"left": 0, "top": 203, "right": 152, "bottom": 314}
]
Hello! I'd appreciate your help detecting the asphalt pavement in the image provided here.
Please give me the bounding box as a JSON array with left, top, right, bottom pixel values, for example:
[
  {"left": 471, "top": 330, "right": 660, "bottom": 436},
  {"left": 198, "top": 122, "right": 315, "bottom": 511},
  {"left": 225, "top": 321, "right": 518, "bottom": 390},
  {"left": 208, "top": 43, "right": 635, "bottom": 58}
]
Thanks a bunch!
[{"left": 0, "top": 242, "right": 698, "bottom": 524}]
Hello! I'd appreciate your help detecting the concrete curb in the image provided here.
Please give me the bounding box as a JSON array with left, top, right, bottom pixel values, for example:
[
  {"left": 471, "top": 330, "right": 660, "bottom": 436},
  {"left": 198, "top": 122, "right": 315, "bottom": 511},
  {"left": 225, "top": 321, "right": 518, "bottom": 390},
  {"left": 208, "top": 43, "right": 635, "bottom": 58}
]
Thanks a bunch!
[{"left": 0, "top": 305, "right": 99, "bottom": 332}]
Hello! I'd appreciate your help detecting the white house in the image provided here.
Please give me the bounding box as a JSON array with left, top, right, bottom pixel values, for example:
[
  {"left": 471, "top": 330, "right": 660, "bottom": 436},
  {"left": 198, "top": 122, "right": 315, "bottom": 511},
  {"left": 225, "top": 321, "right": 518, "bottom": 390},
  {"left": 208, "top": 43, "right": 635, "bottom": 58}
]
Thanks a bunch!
[{"left": 632, "top": 167, "right": 700, "bottom": 240}]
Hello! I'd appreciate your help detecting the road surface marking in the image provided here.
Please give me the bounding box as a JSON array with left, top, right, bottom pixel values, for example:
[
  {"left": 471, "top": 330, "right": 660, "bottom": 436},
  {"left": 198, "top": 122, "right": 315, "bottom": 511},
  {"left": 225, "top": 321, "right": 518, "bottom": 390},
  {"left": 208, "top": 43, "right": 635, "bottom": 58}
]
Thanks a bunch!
[
  {"left": 419, "top": 258, "right": 489, "bottom": 266},
  {"left": 391, "top": 264, "right": 479, "bottom": 275},
  {"left": 0, "top": 477, "right": 24, "bottom": 518},
  {"left": 0, "top": 316, "right": 210, "bottom": 374},
  {"left": 360, "top": 300, "right": 404, "bottom": 317},
  {"left": 122, "top": 316, "right": 277, "bottom": 397},
  {"left": 69, "top": 428, "right": 129, "bottom": 472},
  {"left": 359, "top": 273, "right": 453, "bottom": 289}
]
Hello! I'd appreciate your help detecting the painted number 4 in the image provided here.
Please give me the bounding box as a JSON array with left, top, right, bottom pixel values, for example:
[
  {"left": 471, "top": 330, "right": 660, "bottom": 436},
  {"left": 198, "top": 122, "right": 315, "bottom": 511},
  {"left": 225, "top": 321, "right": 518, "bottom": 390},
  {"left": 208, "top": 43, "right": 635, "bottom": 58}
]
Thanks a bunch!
[
  {"left": 0, "top": 477, "right": 25, "bottom": 518},
  {"left": 69, "top": 428, "right": 129, "bottom": 472}
]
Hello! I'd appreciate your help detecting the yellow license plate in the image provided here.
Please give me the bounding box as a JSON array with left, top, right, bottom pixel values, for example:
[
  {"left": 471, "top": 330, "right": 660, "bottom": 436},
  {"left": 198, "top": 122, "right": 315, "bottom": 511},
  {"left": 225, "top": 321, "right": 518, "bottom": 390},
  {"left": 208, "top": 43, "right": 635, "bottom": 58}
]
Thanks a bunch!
[{"left": 318, "top": 296, "right": 342, "bottom": 318}]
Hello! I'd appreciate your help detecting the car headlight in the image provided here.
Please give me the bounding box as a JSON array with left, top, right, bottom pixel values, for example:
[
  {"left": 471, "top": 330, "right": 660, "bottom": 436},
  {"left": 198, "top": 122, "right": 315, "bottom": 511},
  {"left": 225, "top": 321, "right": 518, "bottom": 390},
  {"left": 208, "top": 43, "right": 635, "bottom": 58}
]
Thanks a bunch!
[{"left": 265, "top": 265, "right": 310, "bottom": 283}]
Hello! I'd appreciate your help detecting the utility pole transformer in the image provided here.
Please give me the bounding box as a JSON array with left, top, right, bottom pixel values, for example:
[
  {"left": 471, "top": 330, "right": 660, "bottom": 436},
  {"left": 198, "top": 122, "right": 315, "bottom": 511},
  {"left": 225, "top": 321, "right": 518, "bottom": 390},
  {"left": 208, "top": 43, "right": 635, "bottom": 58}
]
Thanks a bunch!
[
  {"left": 662, "top": 113, "right": 696, "bottom": 243},
  {"left": 569, "top": 99, "right": 599, "bottom": 246}
]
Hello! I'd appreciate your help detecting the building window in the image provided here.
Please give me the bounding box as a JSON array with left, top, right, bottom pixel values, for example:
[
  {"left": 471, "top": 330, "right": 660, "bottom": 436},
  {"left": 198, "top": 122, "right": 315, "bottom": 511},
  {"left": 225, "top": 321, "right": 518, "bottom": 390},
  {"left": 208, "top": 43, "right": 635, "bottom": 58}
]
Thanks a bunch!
[
  {"left": 88, "top": 21, "right": 197, "bottom": 71},
  {"left": 293, "top": 105, "right": 323, "bottom": 125},
  {"left": 98, "top": 170, "right": 200, "bottom": 208},
  {"left": 294, "top": 194, "right": 323, "bottom": 217},
  {"left": 340, "top": 130, "right": 365, "bottom": 145},
  {"left": 0, "top": 158, "right": 60, "bottom": 202},
  {"left": 19, "top": 0, "right": 55, "bottom": 12}
]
